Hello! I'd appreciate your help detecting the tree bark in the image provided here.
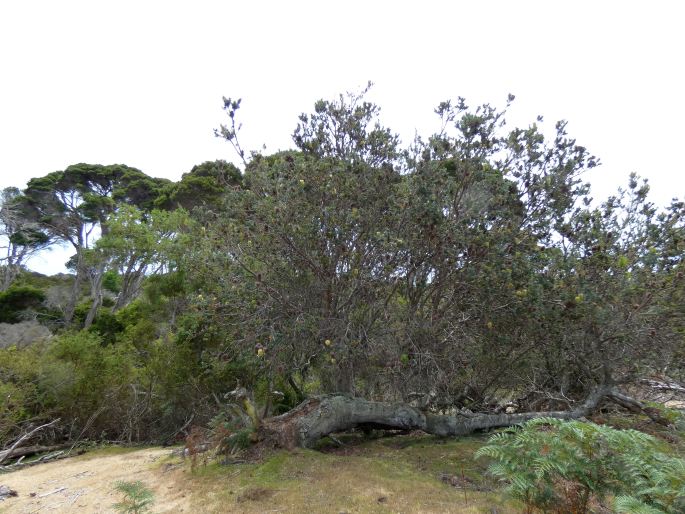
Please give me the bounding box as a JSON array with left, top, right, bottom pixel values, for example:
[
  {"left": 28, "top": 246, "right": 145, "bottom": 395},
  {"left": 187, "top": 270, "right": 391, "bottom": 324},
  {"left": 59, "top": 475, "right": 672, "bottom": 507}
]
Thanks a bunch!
[
  {"left": 113, "top": 267, "right": 145, "bottom": 311},
  {"left": 84, "top": 263, "right": 105, "bottom": 329},
  {"left": 607, "top": 390, "right": 672, "bottom": 426},
  {"left": 64, "top": 254, "right": 84, "bottom": 324},
  {"left": 259, "top": 386, "right": 614, "bottom": 449}
]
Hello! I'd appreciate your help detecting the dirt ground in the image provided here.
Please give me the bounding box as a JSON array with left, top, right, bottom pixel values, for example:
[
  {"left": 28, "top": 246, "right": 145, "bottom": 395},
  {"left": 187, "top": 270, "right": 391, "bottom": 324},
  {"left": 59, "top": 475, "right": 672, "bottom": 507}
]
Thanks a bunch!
[
  {"left": 0, "top": 447, "right": 189, "bottom": 513},
  {"left": 0, "top": 436, "right": 514, "bottom": 514}
]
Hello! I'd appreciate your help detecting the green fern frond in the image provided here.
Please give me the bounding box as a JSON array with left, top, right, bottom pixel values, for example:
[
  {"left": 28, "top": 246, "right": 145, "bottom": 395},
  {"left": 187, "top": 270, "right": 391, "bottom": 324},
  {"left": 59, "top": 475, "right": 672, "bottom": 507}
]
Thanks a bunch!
[
  {"left": 474, "top": 418, "right": 685, "bottom": 513},
  {"left": 614, "top": 495, "right": 665, "bottom": 514}
]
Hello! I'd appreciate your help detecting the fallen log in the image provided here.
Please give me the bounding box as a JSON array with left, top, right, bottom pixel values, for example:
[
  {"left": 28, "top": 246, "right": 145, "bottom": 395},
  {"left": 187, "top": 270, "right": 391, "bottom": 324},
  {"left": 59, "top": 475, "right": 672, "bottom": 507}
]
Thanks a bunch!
[
  {"left": 639, "top": 378, "right": 685, "bottom": 394},
  {"left": 607, "top": 391, "right": 672, "bottom": 426},
  {"left": 0, "top": 444, "right": 69, "bottom": 463},
  {"left": 0, "top": 450, "right": 68, "bottom": 472},
  {"left": 0, "top": 419, "right": 60, "bottom": 465},
  {"left": 259, "top": 386, "right": 615, "bottom": 449}
]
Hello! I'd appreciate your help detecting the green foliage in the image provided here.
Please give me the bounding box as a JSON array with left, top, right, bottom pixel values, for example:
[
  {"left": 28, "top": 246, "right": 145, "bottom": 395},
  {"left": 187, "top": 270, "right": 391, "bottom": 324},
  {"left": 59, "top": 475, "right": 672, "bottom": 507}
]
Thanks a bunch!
[
  {"left": 476, "top": 418, "right": 685, "bottom": 513},
  {"left": 156, "top": 159, "right": 241, "bottom": 211},
  {"left": 112, "top": 480, "right": 154, "bottom": 514},
  {"left": 102, "top": 270, "right": 121, "bottom": 293},
  {"left": 208, "top": 407, "right": 254, "bottom": 454},
  {"left": 45, "top": 331, "right": 136, "bottom": 421},
  {"left": 89, "top": 309, "right": 124, "bottom": 345},
  {"left": 0, "top": 321, "right": 253, "bottom": 443},
  {"left": 0, "top": 285, "right": 45, "bottom": 322},
  {"left": 0, "top": 344, "right": 42, "bottom": 441},
  {"left": 644, "top": 402, "right": 684, "bottom": 425}
]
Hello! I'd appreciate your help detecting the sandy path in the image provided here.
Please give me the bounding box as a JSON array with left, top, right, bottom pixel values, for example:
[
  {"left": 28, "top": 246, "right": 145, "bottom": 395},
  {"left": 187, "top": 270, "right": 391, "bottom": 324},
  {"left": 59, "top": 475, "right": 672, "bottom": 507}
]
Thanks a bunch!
[{"left": 0, "top": 448, "right": 190, "bottom": 513}]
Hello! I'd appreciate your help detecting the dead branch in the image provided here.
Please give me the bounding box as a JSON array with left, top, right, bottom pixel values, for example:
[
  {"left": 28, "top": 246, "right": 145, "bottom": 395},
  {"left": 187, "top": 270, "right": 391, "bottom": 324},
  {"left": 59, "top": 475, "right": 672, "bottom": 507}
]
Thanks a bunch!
[{"left": 0, "top": 419, "right": 60, "bottom": 465}]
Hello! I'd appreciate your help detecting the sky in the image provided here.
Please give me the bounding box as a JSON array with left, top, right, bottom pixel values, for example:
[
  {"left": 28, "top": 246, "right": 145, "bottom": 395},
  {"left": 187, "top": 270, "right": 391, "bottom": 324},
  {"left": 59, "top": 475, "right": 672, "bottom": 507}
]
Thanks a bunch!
[{"left": 1, "top": 1, "right": 683, "bottom": 274}]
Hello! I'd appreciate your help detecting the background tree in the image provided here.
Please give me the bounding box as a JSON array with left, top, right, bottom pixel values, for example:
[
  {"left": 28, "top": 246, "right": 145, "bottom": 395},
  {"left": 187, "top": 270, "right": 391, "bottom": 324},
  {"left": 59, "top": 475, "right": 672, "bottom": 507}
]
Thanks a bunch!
[
  {"left": 0, "top": 187, "right": 52, "bottom": 291},
  {"left": 21, "top": 164, "right": 169, "bottom": 325},
  {"left": 156, "top": 160, "right": 242, "bottom": 212},
  {"left": 94, "top": 205, "right": 192, "bottom": 311}
]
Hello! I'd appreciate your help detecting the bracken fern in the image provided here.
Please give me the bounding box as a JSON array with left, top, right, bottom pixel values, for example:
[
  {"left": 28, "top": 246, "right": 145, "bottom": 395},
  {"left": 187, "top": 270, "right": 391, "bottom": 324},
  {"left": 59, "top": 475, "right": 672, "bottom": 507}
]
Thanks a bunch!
[{"left": 475, "top": 418, "right": 685, "bottom": 513}]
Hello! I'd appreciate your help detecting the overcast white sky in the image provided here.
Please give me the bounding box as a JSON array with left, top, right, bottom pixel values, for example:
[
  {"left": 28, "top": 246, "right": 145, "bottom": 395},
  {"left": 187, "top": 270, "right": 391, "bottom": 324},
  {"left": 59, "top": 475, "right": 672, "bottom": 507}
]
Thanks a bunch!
[{"left": 1, "top": 1, "right": 683, "bottom": 274}]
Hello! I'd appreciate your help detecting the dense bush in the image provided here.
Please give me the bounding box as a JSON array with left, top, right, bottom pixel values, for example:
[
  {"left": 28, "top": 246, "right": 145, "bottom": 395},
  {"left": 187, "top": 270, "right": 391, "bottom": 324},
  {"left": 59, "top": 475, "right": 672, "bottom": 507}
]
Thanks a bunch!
[
  {"left": 0, "top": 285, "right": 45, "bottom": 323},
  {"left": 0, "top": 327, "right": 254, "bottom": 444}
]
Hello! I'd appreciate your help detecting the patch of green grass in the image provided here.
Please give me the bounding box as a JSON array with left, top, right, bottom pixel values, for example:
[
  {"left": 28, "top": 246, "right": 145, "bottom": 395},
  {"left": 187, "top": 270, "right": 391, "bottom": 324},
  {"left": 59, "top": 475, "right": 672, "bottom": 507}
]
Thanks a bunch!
[
  {"left": 183, "top": 434, "right": 515, "bottom": 513},
  {"left": 593, "top": 412, "right": 685, "bottom": 456}
]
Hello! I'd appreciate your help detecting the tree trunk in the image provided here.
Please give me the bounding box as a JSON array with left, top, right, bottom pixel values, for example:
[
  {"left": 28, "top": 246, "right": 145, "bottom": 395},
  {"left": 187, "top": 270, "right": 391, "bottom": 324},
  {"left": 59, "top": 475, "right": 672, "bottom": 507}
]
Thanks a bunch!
[
  {"left": 260, "top": 386, "right": 614, "bottom": 449},
  {"left": 64, "top": 253, "right": 85, "bottom": 324},
  {"left": 0, "top": 265, "right": 15, "bottom": 292},
  {"left": 84, "top": 263, "right": 105, "bottom": 329},
  {"left": 113, "top": 267, "right": 145, "bottom": 311},
  {"left": 0, "top": 444, "right": 68, "bottom": 463}
]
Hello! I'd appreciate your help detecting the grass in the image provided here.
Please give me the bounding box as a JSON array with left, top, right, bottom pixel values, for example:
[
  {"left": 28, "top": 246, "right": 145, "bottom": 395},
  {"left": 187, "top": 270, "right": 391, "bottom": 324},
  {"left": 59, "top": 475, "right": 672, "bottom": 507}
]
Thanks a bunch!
[
  {"left": 591, "top": 410, "right": 685, "bottom": 456},
  {"left": 13, "top": 410, "right": 674, "bottom": 513},
  {"left": 181, "top": 433, "right": 516, "bottom": 513},
  {"left": 176, "top": 412, "right": 684, "bottom": 513}
]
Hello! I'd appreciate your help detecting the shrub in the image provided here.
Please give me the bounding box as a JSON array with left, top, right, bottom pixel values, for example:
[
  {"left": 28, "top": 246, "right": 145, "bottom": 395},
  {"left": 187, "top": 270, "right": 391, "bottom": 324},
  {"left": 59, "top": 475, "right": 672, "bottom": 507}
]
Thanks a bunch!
[
  {"left": 41, "top": 331, "right": 138, "bottom": 438},
  {"left": 475, "top": 418, "right": 685, "bottom": 513},
  {"left": 0, "top": 285, "right": 45, "bottom": 323},
  {"left": 208, "top": 409, "right": 255, "bottom": 456},
  {"left": 0, "top": 343, "right": 45, "bottom": 441}
]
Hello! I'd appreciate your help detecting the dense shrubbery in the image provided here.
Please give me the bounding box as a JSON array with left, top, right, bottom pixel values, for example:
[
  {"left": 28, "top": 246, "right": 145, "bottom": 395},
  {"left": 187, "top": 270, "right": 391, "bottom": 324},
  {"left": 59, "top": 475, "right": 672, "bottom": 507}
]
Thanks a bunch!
[
  {"left": 0, "top": 285, "right": 45, "bottom": 323},
  {"left": 0, "top": 327, "right": 258, "bottom": 444}
]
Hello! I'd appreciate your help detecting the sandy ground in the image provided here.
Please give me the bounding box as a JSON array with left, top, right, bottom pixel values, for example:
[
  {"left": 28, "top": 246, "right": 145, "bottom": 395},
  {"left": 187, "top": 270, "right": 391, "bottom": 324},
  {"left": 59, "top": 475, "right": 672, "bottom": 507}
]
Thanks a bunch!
[{"left": 0, "top": 448, "right": 190, "bottom": 513}]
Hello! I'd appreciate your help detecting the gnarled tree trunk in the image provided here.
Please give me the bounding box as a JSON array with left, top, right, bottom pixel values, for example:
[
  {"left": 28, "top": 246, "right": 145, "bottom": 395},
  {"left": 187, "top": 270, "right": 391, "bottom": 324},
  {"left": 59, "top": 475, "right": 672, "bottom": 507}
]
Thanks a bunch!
[{"left": 259, "top": 386, "right": 618, "bottom": 449}]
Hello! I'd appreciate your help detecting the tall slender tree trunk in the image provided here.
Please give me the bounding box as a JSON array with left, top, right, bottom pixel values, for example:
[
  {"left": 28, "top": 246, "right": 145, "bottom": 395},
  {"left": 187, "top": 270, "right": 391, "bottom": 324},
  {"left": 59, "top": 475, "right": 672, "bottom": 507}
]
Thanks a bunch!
[
  {"left": 84, "top": 263, "right": 106, "bottom": 329},
  {"left": 1, "top": 246, "right": 28, "bottom": 291},
  {"left": 64, "top": 246, "right": 85, "bottom": 325},
  {"left": 1, "top": 264, "right": 17, "bottom": 291}
]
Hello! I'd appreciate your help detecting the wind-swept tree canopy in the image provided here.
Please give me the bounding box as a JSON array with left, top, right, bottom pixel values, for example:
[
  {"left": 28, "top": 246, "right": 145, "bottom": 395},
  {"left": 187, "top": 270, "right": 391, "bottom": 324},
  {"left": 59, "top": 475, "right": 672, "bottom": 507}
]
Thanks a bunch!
[
  {"left": 20, "top": 164, "right": 170, "bottom": 324},
  {"left": 0, "top": 187, "right": 52, "bottom": 290},
  {"left": 156, "top": 160, "right": 242, "bottom": 212}
]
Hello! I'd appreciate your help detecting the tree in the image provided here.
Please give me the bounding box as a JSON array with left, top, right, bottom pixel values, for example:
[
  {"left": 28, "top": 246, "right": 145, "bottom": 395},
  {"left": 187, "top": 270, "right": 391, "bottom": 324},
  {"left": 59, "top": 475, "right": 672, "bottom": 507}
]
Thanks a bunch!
[
  {"left": 21, "top": 164, "right": 169, "bottom": 325},
  {"left": 292, "top": 81, "right": 400, "bottom": 167},
  {"left": 155, "top": 160, "right": 242, "bottom": 212},
  {"left": 94, "top": 205, "right": 192, "bottom": 311},
  {"left": 206, "top": 86, "right": 405, "bottom": 396},
  {"left": 200, "top": 88, "right": 682, "bottom": 447},
  {"left": 532, "top": 175, "right": 685, "bottom": 391},
  {"left": 0, "top": 187, "right": 52, "bottom": 291},
  {"left": 3, "top": 88, "right": 680, "bottom": 451}
]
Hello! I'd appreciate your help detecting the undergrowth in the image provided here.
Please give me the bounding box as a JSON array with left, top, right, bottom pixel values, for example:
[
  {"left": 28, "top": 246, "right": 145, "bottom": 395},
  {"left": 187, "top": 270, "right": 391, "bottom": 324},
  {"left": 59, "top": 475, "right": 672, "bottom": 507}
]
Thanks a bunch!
[{"left": 476, "top": 417, "right": 685, "bottom": 513}]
